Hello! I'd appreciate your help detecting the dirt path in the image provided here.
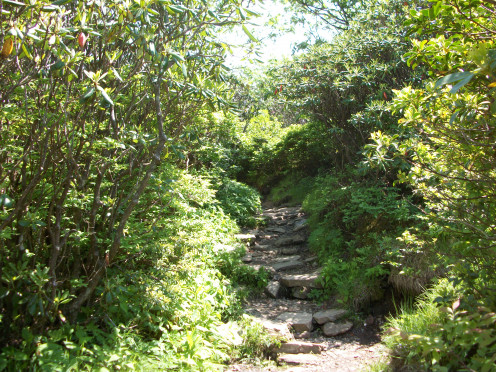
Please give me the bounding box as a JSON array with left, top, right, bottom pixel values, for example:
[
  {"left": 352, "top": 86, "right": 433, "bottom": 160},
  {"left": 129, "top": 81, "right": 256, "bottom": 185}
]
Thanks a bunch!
[{"left": 228, "top": 205, "right": 387, "bottom": 371}]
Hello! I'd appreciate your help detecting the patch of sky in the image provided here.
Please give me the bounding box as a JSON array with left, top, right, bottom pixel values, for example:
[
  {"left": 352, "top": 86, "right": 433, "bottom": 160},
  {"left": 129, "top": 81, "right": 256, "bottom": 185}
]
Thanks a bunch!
[{"left": 219, "top": 0, "right": 334, "bottom": 69}]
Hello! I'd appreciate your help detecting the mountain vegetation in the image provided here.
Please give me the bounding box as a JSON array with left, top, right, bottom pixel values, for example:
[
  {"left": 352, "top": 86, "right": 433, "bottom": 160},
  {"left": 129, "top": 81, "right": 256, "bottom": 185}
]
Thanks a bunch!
[{"left": 1, "top": 0, "right": 495, "bottom": 370}]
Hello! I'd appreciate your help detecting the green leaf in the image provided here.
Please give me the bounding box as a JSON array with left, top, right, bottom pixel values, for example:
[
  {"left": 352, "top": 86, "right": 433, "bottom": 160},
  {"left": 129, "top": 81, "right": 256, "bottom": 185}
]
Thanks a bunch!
[
  {"left": 97, "top": 86, "right": 113, "bottom": 105},
  {"left": 51, "top": 60, "right": 65, "bottom": 71},
  {"left": 169, "top": 51, "right": 185, "bottom": 62},
  {"left": 435, "top": 71, "right": 474, "bottom": 93},
  {"left": 179, "top": 62, "right": 187, "bottom": 78},
  {"left": 2, "top": 0, "right": 25, "bottom": 6},
  {"left": 110, "top": 67, "right": 123, "bottom": 82},
  {"left": 242, "top": 25, "right": 258, "bottom": 42},
  {"left": 52, "top": 0, "right": 74, "bottom": 5},
  {"left": 20, "top": 43, "right": 33, "bottom": 59},
  {"left": 79, "top": 87, "right": 95, "bottom": 102}
]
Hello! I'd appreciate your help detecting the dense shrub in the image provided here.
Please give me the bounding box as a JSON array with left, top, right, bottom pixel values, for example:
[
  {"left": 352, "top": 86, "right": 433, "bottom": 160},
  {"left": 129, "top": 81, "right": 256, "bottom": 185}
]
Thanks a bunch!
[
  {"left": 216, "top": 179, "right": 262, "bottom": 227},
  {"left": 384, "top": 279, "right": 496, "bottom": 371},
  {"left": 0, "top": 167, "right": 270, "bottom": 370},
  {"left": 302, "top": 170, "right": 419, "bottom": 308}
]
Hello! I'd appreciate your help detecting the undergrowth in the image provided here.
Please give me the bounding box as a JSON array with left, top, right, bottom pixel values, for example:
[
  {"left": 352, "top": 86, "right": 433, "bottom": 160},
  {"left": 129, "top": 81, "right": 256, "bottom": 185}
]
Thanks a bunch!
[
  {"left": 383, "top": 279, "right": 496, "bottom": 371},
  {"left": 0, "top": 169, "right": 271, "bottom": 371}
]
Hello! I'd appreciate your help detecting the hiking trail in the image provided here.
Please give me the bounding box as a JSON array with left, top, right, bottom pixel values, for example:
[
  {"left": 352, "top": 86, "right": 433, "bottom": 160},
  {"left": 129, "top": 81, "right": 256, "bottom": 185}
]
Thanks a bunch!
[{"left": 229, "top": 204, "right": 387, "bottom": 371}]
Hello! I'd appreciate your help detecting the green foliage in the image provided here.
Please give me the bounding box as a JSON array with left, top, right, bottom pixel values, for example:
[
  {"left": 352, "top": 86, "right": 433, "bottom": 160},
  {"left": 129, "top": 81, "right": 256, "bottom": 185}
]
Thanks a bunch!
[
  {"left": 216, "top": 248, "right": 270, "bottom": 295},
  {"left": 362, "top": 0, "right": 496, "bottom": 368},
  {"left": 269, "top": 0, "right": 421, "bottom": 169},
  {"left": 303, "top": 170, "right": 418, "bottom": 307},
  {"left": 231, "top": 316, "right": 280, "bottom": 364},
  {"left": 384, "top": 279, "right": 496, "bottom": 371},
  {"left": 0, "top": 164, "right": 266, "bottom": 370},
  {"left": 216, "top": 179, "right": 262, "bottom": 227},
  {"left": 268, "top": 174, "right": 315, "bottom": 206},
  {"left": 244, "top": 121, "right": 336, "bottom": 191}
]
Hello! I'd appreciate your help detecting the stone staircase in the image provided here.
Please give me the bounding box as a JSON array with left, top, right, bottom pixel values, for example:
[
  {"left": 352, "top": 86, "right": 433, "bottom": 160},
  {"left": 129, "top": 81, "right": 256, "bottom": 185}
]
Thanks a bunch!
[{"left": 234, "top": 206, "right": 355, "bottom": 368}]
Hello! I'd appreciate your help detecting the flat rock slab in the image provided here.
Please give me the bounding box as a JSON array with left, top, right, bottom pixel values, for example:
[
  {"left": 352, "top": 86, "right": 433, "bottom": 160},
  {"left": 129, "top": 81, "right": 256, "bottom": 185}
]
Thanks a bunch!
[
  {"left": 272, "top": 260, "right": 304, "bottom": 272},
  {"left": 276, "top": 312, "right": 313, "bottom": 333},
  {"left": 275, "top": 341, "right": 324, "bottom": 354},
  {"left": 313, "top": 309, "right": 347, "bottom": 325},
  {"left": 266, "top": 227, "right": 287, "bottom": 233},
  {"left": 281, "top": 247, "right": 299, "bottom": 255},
  {"left": 275, "top": 235, "right": 306, "bottom": 247},
  {"left": 322, "top": 321, "right": 353, "bottom": 337},
  {"left": 280, "top": 272, "right": 322, "bottom": 289},
  {"left": 256, "top": 319, "right": 294, "bottom": 340},
  {"left": 278, "top": 353, "right": 320, "bottom": 366},
  {"left": 252, "top": 244, "right": 276, "bottom": 252}
]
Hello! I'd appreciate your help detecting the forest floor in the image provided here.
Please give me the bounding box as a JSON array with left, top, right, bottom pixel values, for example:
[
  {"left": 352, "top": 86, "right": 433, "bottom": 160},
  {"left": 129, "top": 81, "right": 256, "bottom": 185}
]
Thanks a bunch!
[{"left": 227, "top": 204, "right": 389, "bottom": 371}]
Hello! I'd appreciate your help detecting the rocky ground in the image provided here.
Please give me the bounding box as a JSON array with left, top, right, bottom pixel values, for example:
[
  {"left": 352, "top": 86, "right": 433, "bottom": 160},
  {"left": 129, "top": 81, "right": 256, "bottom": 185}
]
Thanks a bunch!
[{"left": 228, "top": 205, "right": 388, "bottom": 371}]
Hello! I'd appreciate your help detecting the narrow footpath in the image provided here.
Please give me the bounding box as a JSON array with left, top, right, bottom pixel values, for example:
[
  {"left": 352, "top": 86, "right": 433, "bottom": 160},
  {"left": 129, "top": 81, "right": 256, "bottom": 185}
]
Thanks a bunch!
[{"left": 229, "top": 205, "right": 387, "bottom": 371}]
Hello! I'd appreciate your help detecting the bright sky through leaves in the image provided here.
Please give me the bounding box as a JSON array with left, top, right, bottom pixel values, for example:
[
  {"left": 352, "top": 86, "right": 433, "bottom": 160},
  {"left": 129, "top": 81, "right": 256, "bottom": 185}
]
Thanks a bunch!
[{"left": 222, "top": 0, "right": 324, "bottom": 68}]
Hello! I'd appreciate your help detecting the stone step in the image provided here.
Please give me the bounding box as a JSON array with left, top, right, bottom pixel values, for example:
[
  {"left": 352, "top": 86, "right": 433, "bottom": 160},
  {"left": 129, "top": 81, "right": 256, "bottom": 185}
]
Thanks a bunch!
[
  {"left": 313, "top": 309, "right": 347, "bottom": 325},
  {"left": 272, "top": 259, "right": 304, "bottom": 272},
  {"left": 322, "top": 321, "right": 354, "bottom": 337},
  {"left": 274, "top": 234, "right": 306, "bottom": 247},
  {"left": 275, "top": 341, "right": 325, "bottom": 354},
  {"left": 280, "top": 246, "right": 299, "bottom": 255},
  {"left": 280, "top": 272, "right": 322, "bottom": 288},
  {"left": 254, "top": 318, "right": 294, "bottom": 340},
  {"left": 276, "top": 311, "right": 313, "bottom": 332},
  {"left": 291, "top": 287, "right": 312, "bottom": 300},
  {"left": 251, "top": 244, "right": 276, "bottom": 252},
  {"left": 278, "top": 353, "right": 320, "bottom": 366}
]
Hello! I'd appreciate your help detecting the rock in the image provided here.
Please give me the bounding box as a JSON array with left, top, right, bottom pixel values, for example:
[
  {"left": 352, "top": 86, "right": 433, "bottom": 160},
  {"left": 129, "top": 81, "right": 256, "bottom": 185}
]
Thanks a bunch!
[
  {"left": 272, "top": 259, "right": 304, "bottom": 272},
  {"left": 265, "top": 281, "right": 285, "bottom": 299},
  {"left": 322, "top": 321, "right": 353, "bottom": 337},
  {"left": 276, "top": 312, "right": 313, "bottom": 333},
  {"left": 313, "top": 309, "right": 347, "bottom": 325},
  {"left": 291, "top": 287, "right": 312, "bottom": 300},
  {"left": 275, "top": 235, "right": 305, "bottom": 247},
  {"left": 280, "top": 272, "right": 322, "bottom": 288},
  {"left": 257, "top": 319, "right": 294, "bottom": 340},
  {"left": 274, "top": 255, "right": 301, "bottom": 262},
  {"left": 266, "top": 227, "right": 287, "bottom": 233},
  {"left": 252, "top": 244, "right": 275, "bottom": 252},
  {"left": 281, "top": 247, "right": 298, "bottom": 255},
  {"left": 364, "top": 314, "right": 375, "bottom": 326},
  {"left": 275, "top": 341, "right": 324, "bottom": 354},
  {"left": 278, "top": 353, "right": 320, "bottom": 365},
  {"left": 241, "top": 254, "right": 252, "bottom": 263},
  {"left": 293, "top": 219, "right": 308, "bottom": 232},
  {"left": 295, "top": 331, "right": 312, "bottom": 339},
  {"left": 304, "top": 256, "right": 318, "bottom": 264},
  {"left": 234, "top": 234, "right": 256, "bottom": 245}
]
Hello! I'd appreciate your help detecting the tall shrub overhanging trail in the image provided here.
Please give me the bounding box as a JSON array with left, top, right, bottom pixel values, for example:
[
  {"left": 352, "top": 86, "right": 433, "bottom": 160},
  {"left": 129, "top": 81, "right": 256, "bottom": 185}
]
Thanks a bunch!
[
  {"left": 0, "top": 0, "right": 248, "bottom": 341},
  {"left": 365, "top": 0, "right": 496, "bottom": 369}
]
